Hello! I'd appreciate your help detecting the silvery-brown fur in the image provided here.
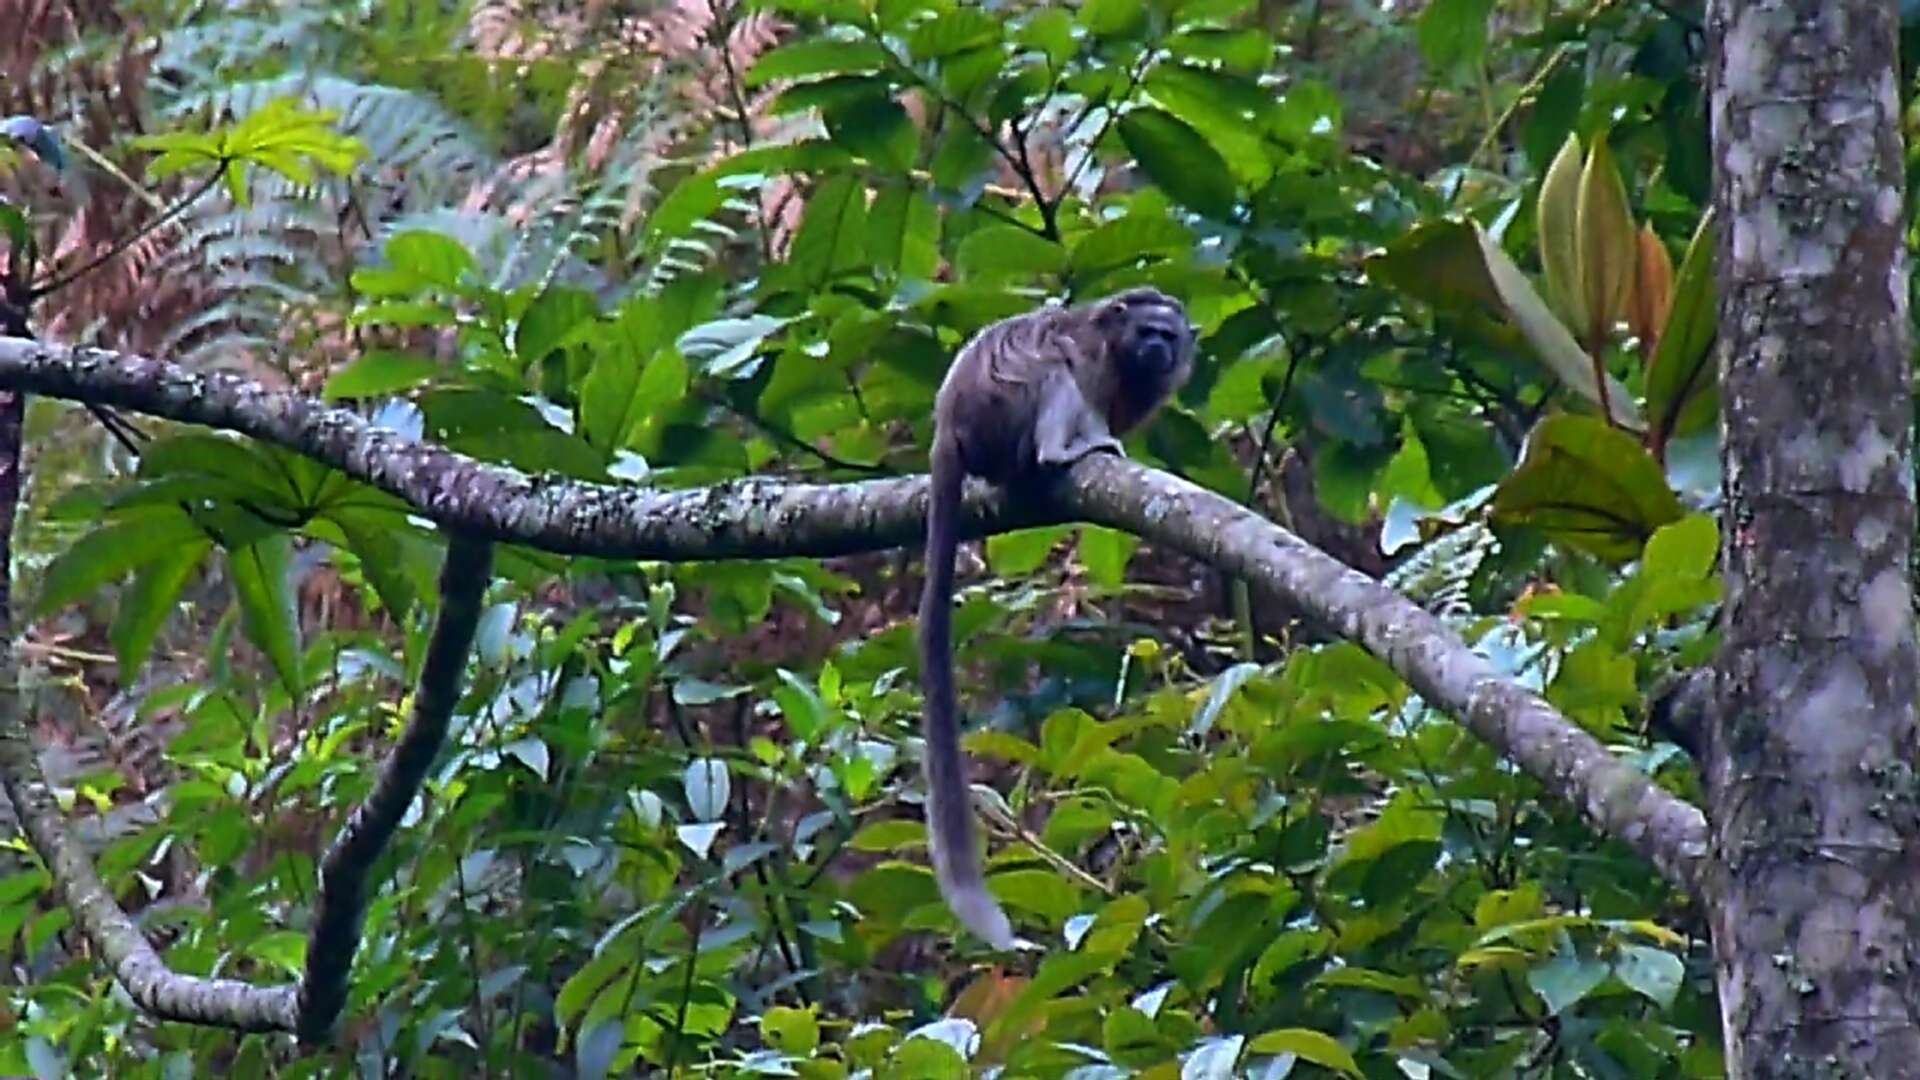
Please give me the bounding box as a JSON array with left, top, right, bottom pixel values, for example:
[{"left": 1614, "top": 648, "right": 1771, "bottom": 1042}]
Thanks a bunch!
[{"left": 919, "top": 287, "right": 1194, "bottom": 948}]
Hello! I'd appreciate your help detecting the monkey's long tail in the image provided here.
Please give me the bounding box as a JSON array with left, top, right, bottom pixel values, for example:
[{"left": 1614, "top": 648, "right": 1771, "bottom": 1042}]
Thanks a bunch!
[{"left": 918, "top": 436, "right": 1016, "bottom": 950}]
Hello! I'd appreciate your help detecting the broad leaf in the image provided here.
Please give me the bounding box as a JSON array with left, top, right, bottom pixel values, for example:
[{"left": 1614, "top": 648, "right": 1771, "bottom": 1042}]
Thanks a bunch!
[
  {"left": 229, "top": 532, "right": 302, "bottom": 696},
  {"left": 323, "top": 350, "right": 440, "bottom": 400},
  {"left": 110, "top": 538, "right": 212, "bottom": 677},
  {"left": 1492, "top": 414, "right": 1685, "bottom": 562},
  {"left": 37, "top": 512, "right": 206, "bottom": 616},
  {"left": 1117, "top": 108, "right": 1238, "bottom": 219}
]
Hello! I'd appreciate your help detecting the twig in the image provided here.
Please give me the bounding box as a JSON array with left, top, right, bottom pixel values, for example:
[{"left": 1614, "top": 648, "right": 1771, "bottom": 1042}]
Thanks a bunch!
[{"left": 32, "top": 165, "right": 228, "bottom": 300}]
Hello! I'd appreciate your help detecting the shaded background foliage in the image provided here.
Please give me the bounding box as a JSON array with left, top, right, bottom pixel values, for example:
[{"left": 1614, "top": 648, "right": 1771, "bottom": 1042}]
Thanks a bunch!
[{"left": 0, "top": 0, "right": 1790, "bottom": 1075}]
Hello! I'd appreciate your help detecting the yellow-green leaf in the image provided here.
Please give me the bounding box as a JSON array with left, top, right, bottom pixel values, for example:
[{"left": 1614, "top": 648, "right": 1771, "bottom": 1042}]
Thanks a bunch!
[
  {"left": 1576, "top": 135, "right": 1637, "bottom": 343},
  {"left": 1645, "top": 209, "right": 1720, "bottom": 448},
  {"left": 1246, "top": 1028, "right": 1360, "bottom": 1076},
  {"left": 1537, "top": 132, "right": 1586, "bottom": 332}
]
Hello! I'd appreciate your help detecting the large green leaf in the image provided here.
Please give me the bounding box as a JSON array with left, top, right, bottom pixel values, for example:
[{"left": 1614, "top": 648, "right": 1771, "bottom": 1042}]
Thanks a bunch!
[
  {"left": 229, "top": 532, "right": 302, "bottom": 696},
  {"left": 907, "top": 9, "right": 1001, "bottom": 59},
  {"left": 825, "top": 97, "right": 918, "bottom": 172},
  {"left": 136, "top": 432, "right": 304, "bottom": 509},
  {"left": 1246, "top": 1029, "right": 1360, "bottom": 1076},
  {"left": 322, "top": 350, "right": 440, "bottom": 401},
  {"left": 1492, "top": 414, "right": 1685, "bottom": 562},
  {"left": 955, "top": 224, "right": 1066, "bottom": 279},
  {"left": 36, "top": 512, "right": 206, "bottom": 616},
  {"left": 110, "top": 538, "right": 212, "bottom": 678},
  {"left": 1417, "top": 0, "right": 1495, "bottom": 73},
  {"left": 517, "top": 286, "right": 597, "bottom": 366},
  {"left": 1117, "top": 108, "right": 1238, "bottom": 219},
  {"left": 786, "top": 173, "right": 867, "bottom": 287},
  {"left": 746, "top": 37, "right": 893, "bottom": 87},
  {"left": 1068, "top": 213, "right": 1195, "bottom": 278}
]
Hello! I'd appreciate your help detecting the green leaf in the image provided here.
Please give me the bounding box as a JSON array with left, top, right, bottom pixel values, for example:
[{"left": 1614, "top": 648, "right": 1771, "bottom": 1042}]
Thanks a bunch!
[
  {"left": 1417, "top": 0, "right": 1495, "bottom": 73},
  {"left": 1080, "top": 0, "right": 1146, "bottom": 37},
  {"left": 1645, "top": 209, "right": 1719, "bottom": 447},
  {"left": 908, "top": 9, "right": 1001, "bottom": 59},
  {"left": 1537, "top": 133, "right": 1587, "bottom": 332},
  {"left": 986, "top": 526, "right": 1070, "bottom": 575},
  {"left": 330, "top": 510, "right": 421, "bottom": 622},
  {"left": 1576, "top": 135, "right": 1638, "bottom": 344},
  {"left": 890, "top": 1038, "right": 968, "bottom": 1078},
  {"left": 825, "top": 97, "right": 918, "bottom": 172},
  {"left": 1614, "top": 945, "right": 1685, "bottom": 1009},
  {"left": 1528, "top": 949, "right": 1610, "bottom": 1015},
  {"left": 384, "top": 230, "right": 475, "bottom": 290},
  {"left": 760, "top": 1006, "right": 822, "bottom": 1056},
  {"left": 786, "top": 173, "right": 867, "bottom": 287},
  {"left": 746, "top": 38, "right": 893, "bottom": 87},
  {"left": 109, "top": 537, "right": 211, "bottom": 677},
  {"left": 229, "top": 532, "right": 302, "bottom": 696},
  {"left": 1141, "top": 66, "right": 1275, "bottom": 188},
  {"left": 677, "top": 315, "right": 793, "bottom": 379},
  {"left": 1117, "top": 108, "right": 1238, "bottom": 219},
  {"left": 1068, "top": 213, "right": 1195, "bottom": 278},
  {"left": 1246, "top": 1028, "right": 1360, "bottom": 1076},
  {"left": 517, "top": 286, "right": 598, "bottom": 365},
  {"left": 1641, "top": 512, "right": 1717, "bottom": 581},
  {"left": 1492, "top": 414, "right": 1685, "bottom": 562},
  {"left": 930, "top": 124, "right": 995, "bottom": 191},
  {"left": 322, "top": 350, "right": 440, "bottom": 400},
  {"left": 848, "top": 819, "right": 928, "bottom": 852},
  {"left": 955, "top": 224, "right": 1066, "bottom": 279},
  {"left": 36, "top": 512, "right": 207, "bottom": 616},
  {"left": 1077, "top": 525, "right": 1138, "bottom": 588},
  {"left": 866, "top": 186, "right": 940, "bottom": 278}
]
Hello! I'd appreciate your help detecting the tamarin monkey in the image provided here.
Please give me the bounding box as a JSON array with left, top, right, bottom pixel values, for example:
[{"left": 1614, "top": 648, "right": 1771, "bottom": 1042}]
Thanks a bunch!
[{"left": 919, "top": 287, "right": 1195, "bottom": 947}]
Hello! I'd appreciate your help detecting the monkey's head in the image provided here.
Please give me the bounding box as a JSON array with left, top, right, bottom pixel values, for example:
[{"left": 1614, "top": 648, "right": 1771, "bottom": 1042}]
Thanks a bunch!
[{"left": 1094, "top": 287, "right": 1195, "bottom": 390}]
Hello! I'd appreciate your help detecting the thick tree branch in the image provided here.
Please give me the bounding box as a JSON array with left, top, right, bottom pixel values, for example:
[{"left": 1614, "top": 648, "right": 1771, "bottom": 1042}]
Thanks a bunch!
[
  {"left": 0, "top": 338, "right": 1048, "bottom": 557},
  {"left": 295, "top": 533, "right": 493, "bottom": 1043},
  {"left": 1060, "top": 454, "right": 1708, "bottom": 895},
  {"left": 0, "top": 335, "right": 1709, "bottom": 898}
]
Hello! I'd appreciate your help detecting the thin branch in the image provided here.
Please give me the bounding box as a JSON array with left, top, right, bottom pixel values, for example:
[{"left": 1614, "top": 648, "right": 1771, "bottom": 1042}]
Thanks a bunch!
[
  {"left": 294, "top": 533, "right": 494, "bottom": 1042},
  {"left": 31, "top": 165, "right": 228, "bottom": 300}
]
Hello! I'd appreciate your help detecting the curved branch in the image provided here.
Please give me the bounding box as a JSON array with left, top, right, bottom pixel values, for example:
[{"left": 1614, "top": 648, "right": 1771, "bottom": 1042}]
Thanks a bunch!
[
  {"left": 0, "top": 654, "right": 300, "bottom": 1030},
  {"left": 1060, "top": 454, "right": 1709, "bottom": 896},
  {"left": 295, "top": 533, "right": 493, "bottom": 1043},
  {"left": 0, "top": 335, "right": 1710, "bottom": 896}
]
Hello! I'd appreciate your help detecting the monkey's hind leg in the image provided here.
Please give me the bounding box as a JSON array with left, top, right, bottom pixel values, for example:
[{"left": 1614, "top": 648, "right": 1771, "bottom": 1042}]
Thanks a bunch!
[{"left": 1034, "top": 367, "right": 1123, "bottom": 468}]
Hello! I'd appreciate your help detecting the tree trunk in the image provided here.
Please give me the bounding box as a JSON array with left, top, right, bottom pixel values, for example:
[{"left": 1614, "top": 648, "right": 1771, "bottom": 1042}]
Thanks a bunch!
[{"left": 1706, "top": 0, "right": 1920, "bottom": 1072}]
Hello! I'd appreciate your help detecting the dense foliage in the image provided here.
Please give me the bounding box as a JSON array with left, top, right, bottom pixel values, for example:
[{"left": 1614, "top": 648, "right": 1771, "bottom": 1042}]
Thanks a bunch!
[{"left": 0, "top": 0, "right": 1801, "bottom": 1075}]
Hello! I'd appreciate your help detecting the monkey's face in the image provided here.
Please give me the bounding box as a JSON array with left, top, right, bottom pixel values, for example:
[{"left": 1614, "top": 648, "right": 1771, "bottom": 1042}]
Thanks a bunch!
[{"left": 1100, "top": 288, "right": 1194, "bottom": 387}]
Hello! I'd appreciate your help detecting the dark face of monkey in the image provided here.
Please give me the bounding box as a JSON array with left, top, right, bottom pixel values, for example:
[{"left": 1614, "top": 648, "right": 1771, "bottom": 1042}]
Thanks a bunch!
[{"left": 1098, "top": 288, "right": 1194, "bottom": 387}]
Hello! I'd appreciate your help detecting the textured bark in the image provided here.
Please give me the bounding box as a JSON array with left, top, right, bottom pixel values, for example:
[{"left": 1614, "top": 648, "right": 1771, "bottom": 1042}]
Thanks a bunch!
[
  {"left": 0, "top": 335, "right": 1712, "bottom": 896},
  {"left": 0, "top": 337, "right": 1053, "bottom": 557},
  {"left": 297, "top": 535, "right": 492, "bottom": 1043},
  {"left": 1707, "top": 0, "right": 1920, "bottom": 1072},
  {"left": 0, "top": 316, "right": 297, "bottom": 1030},
  {"left": 1067, "top": 454, "right": 1711, "bottom": 895}
]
